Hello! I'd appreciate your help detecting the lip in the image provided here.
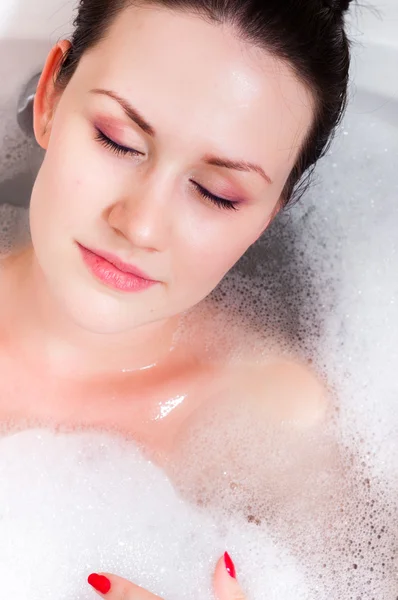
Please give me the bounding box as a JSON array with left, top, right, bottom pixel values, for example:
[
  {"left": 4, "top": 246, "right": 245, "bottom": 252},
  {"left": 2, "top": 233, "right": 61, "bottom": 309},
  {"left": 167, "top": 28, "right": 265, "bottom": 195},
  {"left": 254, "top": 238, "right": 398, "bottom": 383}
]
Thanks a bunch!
[{"left": 77, "top": 243, "right": 159, "bottom": 293}]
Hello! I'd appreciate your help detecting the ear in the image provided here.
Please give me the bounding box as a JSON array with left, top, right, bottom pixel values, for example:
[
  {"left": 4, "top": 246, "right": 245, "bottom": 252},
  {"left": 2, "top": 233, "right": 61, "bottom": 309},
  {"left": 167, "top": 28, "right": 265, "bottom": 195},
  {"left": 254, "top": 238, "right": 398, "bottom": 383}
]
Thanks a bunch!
[{"left": 33, "top": 40, "right": 72, "bottom": 150}]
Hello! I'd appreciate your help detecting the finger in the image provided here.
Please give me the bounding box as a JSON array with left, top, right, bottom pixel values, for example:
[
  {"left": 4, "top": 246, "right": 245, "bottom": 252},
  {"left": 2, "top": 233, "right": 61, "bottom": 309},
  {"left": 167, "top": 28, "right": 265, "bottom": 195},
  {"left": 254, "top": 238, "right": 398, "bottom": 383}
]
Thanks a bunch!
[
  {"left": 213, "top": 552, "right": 247, "bottom": 600},
  {"left": 88, "top": 572, "right": 163, "bottom": 600}
]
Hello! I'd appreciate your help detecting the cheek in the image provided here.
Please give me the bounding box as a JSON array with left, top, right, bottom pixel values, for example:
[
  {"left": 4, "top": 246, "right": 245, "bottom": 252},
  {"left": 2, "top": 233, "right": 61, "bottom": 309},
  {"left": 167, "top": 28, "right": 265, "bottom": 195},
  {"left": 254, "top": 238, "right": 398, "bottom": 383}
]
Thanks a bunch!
[
  {"left": 175, "top": 215, "right": 261, "bottom": 289},
  {"left": 31, "top": 121, "right": 117, "bottom": 233}
]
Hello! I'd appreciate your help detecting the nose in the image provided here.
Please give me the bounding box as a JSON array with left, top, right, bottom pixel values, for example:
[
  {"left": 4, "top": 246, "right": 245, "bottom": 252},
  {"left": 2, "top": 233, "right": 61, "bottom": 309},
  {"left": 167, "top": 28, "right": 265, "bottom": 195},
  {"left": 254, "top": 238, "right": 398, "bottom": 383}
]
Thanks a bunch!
[{"left": 106, "top": 179, "right": 172, "bottom": 252}]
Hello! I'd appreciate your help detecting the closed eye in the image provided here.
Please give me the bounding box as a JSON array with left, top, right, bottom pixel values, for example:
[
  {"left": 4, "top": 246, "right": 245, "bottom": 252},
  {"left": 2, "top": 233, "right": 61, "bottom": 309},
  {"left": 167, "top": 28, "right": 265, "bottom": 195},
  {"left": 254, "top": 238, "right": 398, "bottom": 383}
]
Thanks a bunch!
[
  {"left": 94, "top": 127, "right": 142, "bottom": 157},
  {"left": 95, "top": 128, "right": 239, "bottom": 212},
  {"left": 191, "top": 181, "right": 239, "bottom": 211}
]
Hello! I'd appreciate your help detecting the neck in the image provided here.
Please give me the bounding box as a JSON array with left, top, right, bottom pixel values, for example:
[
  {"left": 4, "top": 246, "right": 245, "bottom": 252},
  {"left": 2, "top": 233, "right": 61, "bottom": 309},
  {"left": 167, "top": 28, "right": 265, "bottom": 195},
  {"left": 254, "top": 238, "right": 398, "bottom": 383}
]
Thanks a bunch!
[{"left": 5, "top": 247, "right": 180, "bottom": 378}]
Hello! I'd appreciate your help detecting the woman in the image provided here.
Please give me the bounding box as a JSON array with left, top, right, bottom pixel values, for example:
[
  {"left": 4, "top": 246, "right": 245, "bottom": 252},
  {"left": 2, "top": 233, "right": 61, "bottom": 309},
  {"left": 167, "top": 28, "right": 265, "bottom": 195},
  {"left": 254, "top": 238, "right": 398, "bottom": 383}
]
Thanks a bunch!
[{"left": 0, "top": 0, "right": 352, "bottom": 597}]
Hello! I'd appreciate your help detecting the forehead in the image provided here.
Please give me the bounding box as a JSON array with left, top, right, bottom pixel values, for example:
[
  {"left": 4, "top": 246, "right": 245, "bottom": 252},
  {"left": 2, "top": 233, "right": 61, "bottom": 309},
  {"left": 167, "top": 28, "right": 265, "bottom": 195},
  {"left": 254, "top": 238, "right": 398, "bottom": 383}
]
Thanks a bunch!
[{"left": 77, "top": 6, "right": 314, "bottom": 183}]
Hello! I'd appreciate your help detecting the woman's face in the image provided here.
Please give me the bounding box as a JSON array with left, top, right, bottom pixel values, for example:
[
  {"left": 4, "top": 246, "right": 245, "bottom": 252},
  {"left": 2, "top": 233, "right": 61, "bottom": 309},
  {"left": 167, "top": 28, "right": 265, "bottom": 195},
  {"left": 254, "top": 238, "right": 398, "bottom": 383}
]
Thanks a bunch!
[{"left": 31, "top": 6, "right": 313, "bottom": 334}]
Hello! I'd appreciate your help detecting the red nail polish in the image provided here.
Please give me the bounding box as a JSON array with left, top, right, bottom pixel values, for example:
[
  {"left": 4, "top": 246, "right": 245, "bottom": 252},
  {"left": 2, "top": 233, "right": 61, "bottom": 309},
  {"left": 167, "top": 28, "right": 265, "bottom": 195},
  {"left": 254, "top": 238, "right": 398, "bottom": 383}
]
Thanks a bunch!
[
  {"left": 88, "top": 573, "right": 111, "bottom": 594},
  {"left": 224, "top": 551, "right": 237, "bottom": 579}
]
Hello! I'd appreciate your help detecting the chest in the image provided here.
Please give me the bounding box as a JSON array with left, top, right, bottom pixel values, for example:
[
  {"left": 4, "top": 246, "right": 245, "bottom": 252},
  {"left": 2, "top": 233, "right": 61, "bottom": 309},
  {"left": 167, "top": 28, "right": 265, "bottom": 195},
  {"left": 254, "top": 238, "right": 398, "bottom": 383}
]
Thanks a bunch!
[{"left": 0, "top": 348, "right": 226, "bottom": 456}]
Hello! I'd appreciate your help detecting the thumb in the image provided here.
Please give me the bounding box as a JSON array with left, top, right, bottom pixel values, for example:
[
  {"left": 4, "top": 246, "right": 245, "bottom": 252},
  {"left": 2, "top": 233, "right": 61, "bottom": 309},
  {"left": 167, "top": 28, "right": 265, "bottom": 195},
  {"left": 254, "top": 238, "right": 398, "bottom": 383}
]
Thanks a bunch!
[
  {"left": 87, "top": 572, "right": 162, "bottom": 600},
  {"left": 213, "top": 553, "right": 247, "bottom": 600}
]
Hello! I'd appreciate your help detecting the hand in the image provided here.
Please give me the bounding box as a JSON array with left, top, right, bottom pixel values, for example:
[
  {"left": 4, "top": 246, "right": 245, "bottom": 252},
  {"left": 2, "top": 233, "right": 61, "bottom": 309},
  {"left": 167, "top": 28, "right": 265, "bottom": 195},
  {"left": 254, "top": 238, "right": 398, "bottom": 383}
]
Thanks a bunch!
[{"left": 87, "top": 552, "right": 246, "bottom": 600}]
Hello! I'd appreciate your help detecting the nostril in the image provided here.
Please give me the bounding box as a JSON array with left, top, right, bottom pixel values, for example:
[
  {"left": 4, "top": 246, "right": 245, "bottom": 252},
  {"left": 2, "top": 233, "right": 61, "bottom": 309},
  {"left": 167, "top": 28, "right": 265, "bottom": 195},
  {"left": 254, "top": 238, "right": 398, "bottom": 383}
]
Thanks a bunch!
[{"left": 16, "top": 72, "right": 41, "bottom": 138}]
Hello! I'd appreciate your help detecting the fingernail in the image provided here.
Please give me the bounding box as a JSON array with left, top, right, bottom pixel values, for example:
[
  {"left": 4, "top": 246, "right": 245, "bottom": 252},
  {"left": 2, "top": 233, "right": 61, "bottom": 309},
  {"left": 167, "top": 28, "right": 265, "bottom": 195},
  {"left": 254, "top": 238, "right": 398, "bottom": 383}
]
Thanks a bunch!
[
  {"left": 224, "top": 551, "right": 237, "bottom": 579},
  {"left": 88, "top": 573, "right": 111, "bottom": 594}
]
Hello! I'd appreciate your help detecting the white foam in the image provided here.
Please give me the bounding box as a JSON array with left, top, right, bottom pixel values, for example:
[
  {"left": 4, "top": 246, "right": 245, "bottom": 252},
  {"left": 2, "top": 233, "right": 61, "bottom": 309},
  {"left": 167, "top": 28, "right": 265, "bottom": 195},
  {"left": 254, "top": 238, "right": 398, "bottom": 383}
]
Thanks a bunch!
[
  {"left": 0, "top": 429, "right": 307, "bottom": 600},
  {"left": 0, "top": 202, "right": 29, "bottom": 255}
]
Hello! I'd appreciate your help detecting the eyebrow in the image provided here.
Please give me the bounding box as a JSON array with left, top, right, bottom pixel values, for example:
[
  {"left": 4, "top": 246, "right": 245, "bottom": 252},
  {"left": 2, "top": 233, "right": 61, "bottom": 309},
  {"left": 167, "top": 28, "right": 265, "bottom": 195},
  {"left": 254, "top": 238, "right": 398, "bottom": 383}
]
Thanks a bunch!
[
  {"left": 90, "top": 88, "right": 273, "bottom": 185},
  {"left": 90, "top": 88, "right": 155, "bottom": 137}
]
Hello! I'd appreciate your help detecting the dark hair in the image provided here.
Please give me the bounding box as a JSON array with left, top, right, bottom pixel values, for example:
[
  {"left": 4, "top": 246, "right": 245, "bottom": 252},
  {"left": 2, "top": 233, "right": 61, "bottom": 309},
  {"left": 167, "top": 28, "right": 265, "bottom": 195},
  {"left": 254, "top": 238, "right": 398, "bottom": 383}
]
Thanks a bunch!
[{"left": 56, "top": 0, "right": 353, "bottom": 207}]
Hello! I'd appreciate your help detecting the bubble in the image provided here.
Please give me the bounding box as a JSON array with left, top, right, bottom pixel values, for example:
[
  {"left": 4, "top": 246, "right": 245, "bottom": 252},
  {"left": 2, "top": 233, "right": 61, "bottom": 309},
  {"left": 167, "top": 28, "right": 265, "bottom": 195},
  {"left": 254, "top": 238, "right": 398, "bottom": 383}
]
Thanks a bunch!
[
  {"left": 0, "top": 429, "right": 308, "bottom": 600},
  {"left": 0, "top": 203, "right": 29, "bottom": 255}
]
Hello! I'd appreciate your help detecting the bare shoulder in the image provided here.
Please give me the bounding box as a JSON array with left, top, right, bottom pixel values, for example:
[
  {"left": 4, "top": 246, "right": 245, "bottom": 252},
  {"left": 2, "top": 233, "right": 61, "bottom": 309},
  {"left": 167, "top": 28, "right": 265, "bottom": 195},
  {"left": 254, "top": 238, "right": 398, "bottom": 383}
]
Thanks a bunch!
[{"left": 224, "top": 358, "right": 327, "bottom": 429}]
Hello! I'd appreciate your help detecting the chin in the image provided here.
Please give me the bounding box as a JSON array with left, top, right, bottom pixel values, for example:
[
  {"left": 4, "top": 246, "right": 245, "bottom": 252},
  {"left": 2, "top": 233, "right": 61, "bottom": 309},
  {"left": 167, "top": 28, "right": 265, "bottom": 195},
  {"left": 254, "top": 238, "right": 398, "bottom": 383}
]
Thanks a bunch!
[
  {"left": 32, "top": 246, "right": 162, "bottom": 334},
  {"left": 53, "top": 280, "right": 159, "bottom": 335}
]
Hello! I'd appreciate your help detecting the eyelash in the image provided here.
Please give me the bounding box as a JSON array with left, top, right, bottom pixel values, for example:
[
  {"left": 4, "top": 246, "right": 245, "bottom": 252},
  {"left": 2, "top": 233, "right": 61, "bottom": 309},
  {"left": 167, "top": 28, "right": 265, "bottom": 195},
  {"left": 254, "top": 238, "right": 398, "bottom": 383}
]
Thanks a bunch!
[
  {"left": 95, "top": 127, "right": 141, "bottom": 157},
  {"left": 190, "top": 181, "right": 238, "bottom": 211},
  {"left": 94, "top": 127, "right": 239, "bottom": 211}
]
